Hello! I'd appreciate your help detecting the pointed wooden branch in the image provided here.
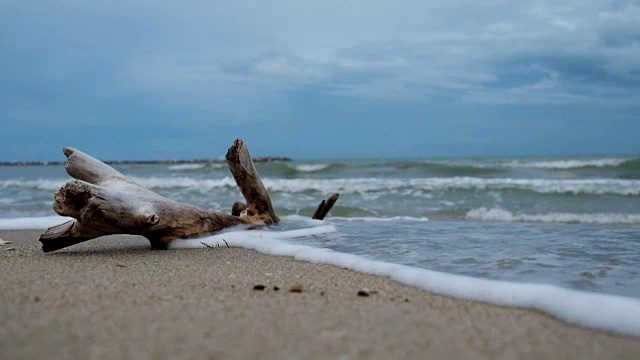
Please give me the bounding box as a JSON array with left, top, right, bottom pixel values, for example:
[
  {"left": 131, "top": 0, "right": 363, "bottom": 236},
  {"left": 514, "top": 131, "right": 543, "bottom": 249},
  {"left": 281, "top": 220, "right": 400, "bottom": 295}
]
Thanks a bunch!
[
  {"left": 226, "top": 139, "right": 279, "bottom": 224},
  {"left": 312, "top": 193, "right": 340, "bottom": 220}
]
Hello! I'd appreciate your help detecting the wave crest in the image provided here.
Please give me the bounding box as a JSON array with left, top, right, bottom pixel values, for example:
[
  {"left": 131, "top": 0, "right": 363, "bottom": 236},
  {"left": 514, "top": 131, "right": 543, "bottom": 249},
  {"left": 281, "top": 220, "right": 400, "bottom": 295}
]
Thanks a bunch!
[
  {"left": 288, "top": 163, "right": 331, "bottom": 172},
  {"left": 167, "top": 164, "right": 207, "bottom": 171},
  {"left": 504, "top": 158, "right": 634, "bottom": 170},
  {"left": 466, "top": 207, "right": 640, "bottom": 225},
  {"left": 2, "top": 176, "right": 639, "bottom": 196}
]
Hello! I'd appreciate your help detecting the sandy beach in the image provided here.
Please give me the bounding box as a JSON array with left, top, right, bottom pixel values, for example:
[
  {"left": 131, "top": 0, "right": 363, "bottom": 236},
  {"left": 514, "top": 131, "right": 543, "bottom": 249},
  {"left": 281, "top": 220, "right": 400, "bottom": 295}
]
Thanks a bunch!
[{"left": 1, "top": 230, "right": 638, "bottom": 359}]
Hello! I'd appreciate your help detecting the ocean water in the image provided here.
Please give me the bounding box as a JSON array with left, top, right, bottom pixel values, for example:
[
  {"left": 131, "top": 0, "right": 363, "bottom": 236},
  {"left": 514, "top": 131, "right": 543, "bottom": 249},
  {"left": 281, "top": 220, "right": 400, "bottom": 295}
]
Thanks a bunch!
[{"left": 1, "top": 156, "right": 640, "bottom": 334}]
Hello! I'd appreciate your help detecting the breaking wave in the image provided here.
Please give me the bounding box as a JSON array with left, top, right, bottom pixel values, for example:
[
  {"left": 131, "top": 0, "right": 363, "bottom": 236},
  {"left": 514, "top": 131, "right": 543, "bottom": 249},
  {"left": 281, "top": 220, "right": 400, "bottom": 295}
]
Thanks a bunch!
[
  {"left": 0, "top": 179, "right": 66, "bottom": 191},
  {"left": 167, "top": 164, "right": 207, "bottom": 171},
  {"left": 287, "top": 163, "right": 331, "bottom": 172},
  {"left": 2, "top": 177, "right": 639, "bottom": 196},
  {"left": 466, "top": 207, "right": 640, "bottom": 225},
  {"left": 278, "top": 157, "right": 640, "bottom": 175},
  {"left": 142, "top": 176, "right": 640, "bottom": 196},
  {"left": 502, "top": 158, "right": 636, "bottom": 170},
  {"left": 330, "top": 216, "right": 430, "bottom": 222}
]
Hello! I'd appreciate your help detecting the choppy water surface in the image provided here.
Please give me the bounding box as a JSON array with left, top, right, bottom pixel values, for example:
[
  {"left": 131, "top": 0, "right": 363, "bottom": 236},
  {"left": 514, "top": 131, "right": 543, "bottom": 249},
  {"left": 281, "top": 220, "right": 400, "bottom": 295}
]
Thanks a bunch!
[
  {"left": 280, "top": 218, "right": 640, "bottom": 298},
  {"left": 1, "top": 156, "right": 639, "bottom": 298}
]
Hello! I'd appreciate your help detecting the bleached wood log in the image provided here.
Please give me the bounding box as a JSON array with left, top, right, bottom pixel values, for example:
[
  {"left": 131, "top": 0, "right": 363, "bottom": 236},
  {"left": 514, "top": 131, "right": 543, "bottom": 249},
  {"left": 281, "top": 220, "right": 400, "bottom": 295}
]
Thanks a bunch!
[{"left": 40, "top": 147, "right": 246, "bottom": 252}]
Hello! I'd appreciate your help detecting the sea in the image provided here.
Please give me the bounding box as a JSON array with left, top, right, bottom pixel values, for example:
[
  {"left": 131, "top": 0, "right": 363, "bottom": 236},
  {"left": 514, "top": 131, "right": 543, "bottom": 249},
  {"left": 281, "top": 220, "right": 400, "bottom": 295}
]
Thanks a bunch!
[{"left": 1, "top": 156, "right": 640, "bottom": 335}]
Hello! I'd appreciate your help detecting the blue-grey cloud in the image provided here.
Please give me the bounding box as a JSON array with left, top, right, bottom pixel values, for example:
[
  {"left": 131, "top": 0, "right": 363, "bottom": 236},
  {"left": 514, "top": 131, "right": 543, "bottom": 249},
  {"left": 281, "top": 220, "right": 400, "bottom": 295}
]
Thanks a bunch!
[
  {"left": 1, "top": 0, "right": 639, "bottom": 159},
  {"left": 3, "top": 1, "right": 638, "bottom": 107}
]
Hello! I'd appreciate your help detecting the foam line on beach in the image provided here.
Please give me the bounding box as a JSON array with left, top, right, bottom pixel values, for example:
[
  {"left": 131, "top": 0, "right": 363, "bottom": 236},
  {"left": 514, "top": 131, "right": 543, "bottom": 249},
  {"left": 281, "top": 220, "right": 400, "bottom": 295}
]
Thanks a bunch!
[
  {"left": 331, "top": 216, "right": 430, "bottom": 222},
  {"left": 3, "top": 216, "right": 639, "bottom": 336},
  {"left": 170, "top": 225, "right": 640, "bottom": 337},
  {"left": 0, "top": 216, "right": 72, "bottom": 230}
]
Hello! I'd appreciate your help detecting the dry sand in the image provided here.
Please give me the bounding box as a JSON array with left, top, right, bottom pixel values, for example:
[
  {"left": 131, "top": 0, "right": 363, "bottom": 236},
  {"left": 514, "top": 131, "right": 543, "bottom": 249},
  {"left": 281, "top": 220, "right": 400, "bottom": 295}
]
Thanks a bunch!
[{"left": 1, "top": 230, "right": 638, "bottom": 359}]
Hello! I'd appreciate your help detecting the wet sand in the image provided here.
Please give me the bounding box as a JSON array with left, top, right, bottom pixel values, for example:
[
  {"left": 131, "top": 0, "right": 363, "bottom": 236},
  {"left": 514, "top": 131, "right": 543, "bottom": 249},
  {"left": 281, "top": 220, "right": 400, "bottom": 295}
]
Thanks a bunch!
[{"left": 1, "top": 230, "right": 638, "bottom": 359}]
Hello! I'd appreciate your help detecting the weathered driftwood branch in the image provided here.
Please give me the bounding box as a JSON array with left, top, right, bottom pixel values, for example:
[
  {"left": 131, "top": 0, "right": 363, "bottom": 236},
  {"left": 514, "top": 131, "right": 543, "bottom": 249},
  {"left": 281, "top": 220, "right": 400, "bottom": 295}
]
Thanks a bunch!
[
  {"left": 39, "top": 139, "right": 339, "bottom": 252},
  {"left": 226, "top": 139, "right": 279, "bottom": 224},
  {"left": 40, "top": 147, "right": 246, "bottom": 252},
  {"left": 312, "top": 193, "right": 340, "bottom": 220}
]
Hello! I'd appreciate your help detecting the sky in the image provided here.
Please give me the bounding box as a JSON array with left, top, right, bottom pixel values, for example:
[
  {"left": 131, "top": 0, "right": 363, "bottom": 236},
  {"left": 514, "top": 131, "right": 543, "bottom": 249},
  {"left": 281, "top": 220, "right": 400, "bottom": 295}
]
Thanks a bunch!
[{"left": 1, "top": 0, "right": 639, "bottom": 160}]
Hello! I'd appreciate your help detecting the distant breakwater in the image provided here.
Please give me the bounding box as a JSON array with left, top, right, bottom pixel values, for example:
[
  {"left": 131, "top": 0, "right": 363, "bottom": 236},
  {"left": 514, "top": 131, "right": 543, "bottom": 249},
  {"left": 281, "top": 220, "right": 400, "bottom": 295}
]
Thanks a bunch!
[{"left": 0, "top": 157, "right": 292, "bottom": 166}]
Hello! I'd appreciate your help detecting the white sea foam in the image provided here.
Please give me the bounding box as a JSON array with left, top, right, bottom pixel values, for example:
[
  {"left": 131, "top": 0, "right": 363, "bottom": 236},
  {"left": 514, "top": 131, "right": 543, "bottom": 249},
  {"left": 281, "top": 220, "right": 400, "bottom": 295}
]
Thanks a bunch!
[
  {"left": 504, "top": 158, "right": 628, "bottom": 169},
  {"left": 167, "top": 164, "right": 206, "bottom": 171},
  {"left": 0, "top": 179, "right": 66, "bottom": 191},
  {"left": 466, "top": 207, "right": 640, "bottom": 225},
  {"left": 130, "top": 176, "right": 238, "bottom": 189},
  {"left": 278, "top": 214, "right": 326, "bottom": 225},
  {"left": 332, "top": 216, "right": 430, "bottom": 222},
  {"left": 2, "top": 176, "right": 639, "bottom": 196},
  {"left": 0, "top": 216, "right": 72, "bottom": 230},
  {"left": 289, "top": 164, "right": 330, "bottom": 172},
  {"left": 139, "top": 176, "right": 640, "bottom": 196},
  {"left": 169, "top": 224, "right": 640, "bottom": 337},
  {"left": 130, "top": 176, "right": 640, "bottom": 196}
]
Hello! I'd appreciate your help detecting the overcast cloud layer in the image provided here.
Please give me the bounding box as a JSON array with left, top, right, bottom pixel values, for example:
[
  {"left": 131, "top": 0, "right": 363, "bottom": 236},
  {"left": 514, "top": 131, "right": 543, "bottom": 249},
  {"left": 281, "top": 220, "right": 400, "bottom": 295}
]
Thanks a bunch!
[{"left": 1, "top": 1, "right": 639, "bottom": 160}]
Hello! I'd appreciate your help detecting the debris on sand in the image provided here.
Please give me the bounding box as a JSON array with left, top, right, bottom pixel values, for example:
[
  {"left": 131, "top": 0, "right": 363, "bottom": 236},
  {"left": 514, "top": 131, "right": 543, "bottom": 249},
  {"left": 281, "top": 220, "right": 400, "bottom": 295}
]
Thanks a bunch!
[
  {"left": 253, "top": 284, "right": 266, "bottom": 291},
  {"left": 357, "top": 289, "right": 378, "bottom": 297},
  {"left": 289, "top": 284, "right": 304, "bottom": 293}
]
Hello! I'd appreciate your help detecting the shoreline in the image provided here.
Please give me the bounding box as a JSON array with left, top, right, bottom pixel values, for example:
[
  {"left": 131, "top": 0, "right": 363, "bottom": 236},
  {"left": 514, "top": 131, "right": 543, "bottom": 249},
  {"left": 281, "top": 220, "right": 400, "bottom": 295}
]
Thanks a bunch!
[{"left": 1, "top": 230, "right": 639, "bottom": 359}]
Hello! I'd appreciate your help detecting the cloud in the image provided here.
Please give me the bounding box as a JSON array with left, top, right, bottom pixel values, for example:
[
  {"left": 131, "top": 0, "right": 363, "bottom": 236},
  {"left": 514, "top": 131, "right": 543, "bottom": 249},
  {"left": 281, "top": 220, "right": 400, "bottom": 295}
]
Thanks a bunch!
[
  {"left": 1, "top": 0, "right": 639, "bottom": 122},
  {"left": 252, "top": 55, "right": 328, "bottom": 85}
]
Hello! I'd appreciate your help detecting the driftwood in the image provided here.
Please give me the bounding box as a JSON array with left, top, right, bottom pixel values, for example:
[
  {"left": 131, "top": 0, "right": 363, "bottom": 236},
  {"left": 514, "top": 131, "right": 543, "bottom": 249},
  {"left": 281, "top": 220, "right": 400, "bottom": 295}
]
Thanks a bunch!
[
  {"left": 39, "top": 139, "right": 339, "bottom": 252},
  {"left": 226, "top": 139, "right": 279, "bottom": 224},
  {"left": 312, "top": 193, "right": 340, "bottom": 220}
]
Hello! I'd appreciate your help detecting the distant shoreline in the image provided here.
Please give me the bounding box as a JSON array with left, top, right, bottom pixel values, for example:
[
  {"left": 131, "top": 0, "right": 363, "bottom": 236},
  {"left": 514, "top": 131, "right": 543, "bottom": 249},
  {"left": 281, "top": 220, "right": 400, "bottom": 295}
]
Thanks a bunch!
[{"left": 0, "top": 156, "right": 292, "bottom": 166}]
